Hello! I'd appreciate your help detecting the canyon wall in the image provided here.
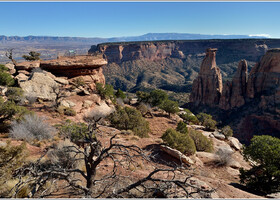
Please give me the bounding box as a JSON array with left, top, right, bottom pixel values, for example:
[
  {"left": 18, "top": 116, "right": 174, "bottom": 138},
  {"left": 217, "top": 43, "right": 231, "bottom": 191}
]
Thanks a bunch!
[
  {"left": 89, "top": 39, "right": 280, "bottom": 93},
  {"left": 189, "top": 48, "right": 280, "bottom": 142},
  {"left": 89, "top": 39, "right": 280, "bottom": 64}
]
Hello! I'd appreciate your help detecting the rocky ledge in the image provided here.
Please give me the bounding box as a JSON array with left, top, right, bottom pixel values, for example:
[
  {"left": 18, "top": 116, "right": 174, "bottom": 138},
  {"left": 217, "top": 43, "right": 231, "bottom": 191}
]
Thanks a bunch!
[{"left": 40, "top": 55, "right": 107, "bottom": 78}]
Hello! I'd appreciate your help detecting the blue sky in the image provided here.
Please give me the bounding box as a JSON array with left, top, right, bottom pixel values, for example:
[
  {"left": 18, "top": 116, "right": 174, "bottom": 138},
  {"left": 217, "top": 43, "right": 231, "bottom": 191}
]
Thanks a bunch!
[{"left": 0, "top": 2, "right": 279, "bottom": 38}]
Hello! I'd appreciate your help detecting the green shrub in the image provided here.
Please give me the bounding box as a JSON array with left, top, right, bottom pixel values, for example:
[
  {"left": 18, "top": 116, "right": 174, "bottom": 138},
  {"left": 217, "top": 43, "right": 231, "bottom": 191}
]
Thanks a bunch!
[
  {"left": 179, "top": 109, "right": 199, "bottom": 124},
  {"left": 0, "top": 64, "right": 8, "bottom": 71},
  {"left": 161, "top": 128, "right": 196, "bottom": 156},
  {"left": 196, "top": 113, "right": 217, "bottom": 131},
  {"left": 108, "top": 106, "right": 150, "bottom": 138},
  {"left": 56, "top": 120, "right": 89, "bottom": 143},
  {"left": 240, "top": 135, "right": 280, "bottom": 194},
  {"left": 136, "top": 91, "right": 150, "bottom": 103},
  {"left": 221, "top": 125, "right": 233, "bottom": 138},
  {"left": 136, "top": 89, "right": 168, "bottom": 107},
  {"left": 115, "top": 88, "right": 126, "bottom": 99},
  {"left": 22, "top": 51, "right": 40, "bottom": 61},
  {"left": 0, "top": 68, "right": 14, "bottom": 86},
  {"left": 176, "top": 121, "right": 188, "bottom": 134},
  {"left": 6, "top": 87, "right": 24, "bottom": 102},
  {"left": 0, "top": 96, "right": 29, "bottom": 124},
  {"left": 72, "top": 77, "right": 85, "bottom": 88},
  {"left": 189, "top": 129, "right": 213, "bottom": 152},
  {"left": 159, "top": 99, "right": 179, "bottom": 117},
  {"left": 0, "top": 140, "right": 27, "bottom": 197},
  {"left": 96, "top": 83, "right": 115, "bottom": 100},
  {"left": 57, "top": 106, "right": 76, "bottom": 116},
  {"left": 63, "top": 107, "right": 76, "bottom": 116},
  {"left": 148, "top": 89, "right": 168, "bottom": 107}
]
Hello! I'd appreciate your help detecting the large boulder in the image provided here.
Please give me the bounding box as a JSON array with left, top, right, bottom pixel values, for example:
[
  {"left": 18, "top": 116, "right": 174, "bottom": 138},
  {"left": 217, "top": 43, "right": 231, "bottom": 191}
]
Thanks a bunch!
[
  {"left": 228, "top": 137, "right": 243, "bottom": 150},
  {"left": 19, "top": 72, "right": 59, "bottom": 101},
  {"left": 5, "top": 63, "right": 16, "bottom": 75},
  {"left": 160, "top": 145, "right": 194, "bottom": 165}
]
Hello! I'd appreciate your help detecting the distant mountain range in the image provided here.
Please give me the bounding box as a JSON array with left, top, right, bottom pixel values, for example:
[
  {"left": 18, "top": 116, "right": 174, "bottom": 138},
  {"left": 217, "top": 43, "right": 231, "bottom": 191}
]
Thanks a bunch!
[{"left": 0, "top": 33, "right": 270, "bottom": 45}]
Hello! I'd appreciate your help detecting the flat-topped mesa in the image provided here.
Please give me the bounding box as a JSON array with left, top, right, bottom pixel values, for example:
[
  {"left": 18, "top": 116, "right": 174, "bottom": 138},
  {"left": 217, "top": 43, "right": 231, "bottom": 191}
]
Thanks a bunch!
[
  {"left": 219, "top": 60, "right": 248, "bottom": 110},
  {"left": 190, "top": 48, "right": 223, "bottom": 106},
  {"left": 40, "top": 55, "right": 108, "bottom": 78}
]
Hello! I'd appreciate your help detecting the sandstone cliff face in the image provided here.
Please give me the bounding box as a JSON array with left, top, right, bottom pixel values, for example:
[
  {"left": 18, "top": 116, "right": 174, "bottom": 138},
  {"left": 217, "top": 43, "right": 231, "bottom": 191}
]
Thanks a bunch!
[
  {"left": 191, "top": 48, "right": 280, "bottom": 112},
  {"left": 190, "top": 48, "right": 223, "bottom": 106},
  {"left": 190, "top": 48, "right": 280, "bottom": 142},
  {"left": 219, "top": 60, "right": 248, "bottom": 110},
  {"left": 97, "top": 42, "right": 178, "bottom": 63},
  {"left": 89, "top": 39, "right": 280, "bottom": 65}
]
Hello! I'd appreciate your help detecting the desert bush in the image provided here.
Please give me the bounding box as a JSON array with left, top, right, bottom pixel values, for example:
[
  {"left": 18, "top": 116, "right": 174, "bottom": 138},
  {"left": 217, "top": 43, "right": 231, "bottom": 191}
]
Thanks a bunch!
[
  {"left": 0, "top": 64, "right": 8, "bottom": 71},
  {"left": 0, "top": 66, "right": 14, "bottom": 86},
  {"left": 221, "top": 125, "right": 233, "bottom": 138},
  {"left": 179, "top": 109, "right": 199, "bottom": 124},
  {"left": 63, "top": 107, "right": 76, "bottom": 116},
  {"left": 159, "top": 99, "right": 179, "bottom": 117},
  {"left": 0, "top": 96, "right": 29, "bottom": 124},
  {"left": 108, "top": 106, "right": 150, "bottom": 138},
  {"left": 214, "top": 148, "right": 233, "bottom": 166},
  {"left": 85, "top": 103, "right": 115, "bottom": 122},
  {"left": 115, "top": 88, "right": 126, "bottom": 99},
  {"left": 22, "top": 51, "right": 40, "bottom": 61},
  {"left": 9, "top": 114, "right": 55, "bottom": 141},
  {"left": 0, "top": 140, "right": 27, "bottom": 197},
  {"left": 57, "top": 106, "right": 76, "bottom": 116},
  {"left": 48, "top": 139, "right": 83, "bottom": 169},
  {"left": 96, "top": 83, "right": 115, "bottom": 100},
  {"left": 189, "top": 129, "right": 213, "bottom": 152},
  {"left": 25, "top": 94, "right": 37, "bottom": 105},
  {"left": 196, "top": 113, "right": 217, "bottom": 131},
  {"left": 116, "top": 98, "right": 125, "bottom": 107},
  {"left": 72, "top": 77, "right": 85, "bottom": 88},
  {"left": 176, "top": 121, "right": 188, "bottom": 134},
  {"left": 149, "top": 90, "right": 168, "bottom": 107},
  {"left": 56, "top": 120, "right": 88, "bottom": 142},
  {"left": 240, "top": 135, "right": 280, "bottom": 194},
  {"left": 161, "top": 128, "right": 196, "bottom": 156},
  {"left": 136, "top": 89, "right": 168, "bottom": 107},
  {"left": 136, "top": 91, "right": 150, "bottom": 103},
  {"left": 5, "top": 87, "right": 24, "bottom": 102},
  {"left": 137, "top": 103, "right": 152, "bottom": 117}
]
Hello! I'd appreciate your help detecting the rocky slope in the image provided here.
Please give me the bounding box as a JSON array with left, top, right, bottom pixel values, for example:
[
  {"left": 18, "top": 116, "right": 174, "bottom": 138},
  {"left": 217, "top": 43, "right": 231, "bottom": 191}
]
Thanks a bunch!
[
  {"left": 89, "top": 39, "right": 280, "bottom": 92},
  {"left": 189, "top": 48, "right": 280, "bottom": 143}
]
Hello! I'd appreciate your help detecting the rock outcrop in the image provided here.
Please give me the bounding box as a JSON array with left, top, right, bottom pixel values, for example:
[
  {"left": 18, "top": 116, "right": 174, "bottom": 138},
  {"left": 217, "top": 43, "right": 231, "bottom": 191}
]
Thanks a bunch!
[
  {"left": 190, "top": 48, "right": 223, "bottom": 106},
  {"left": 246, "top": 49, "right": 280, "bottom": 108},
  {"left": 190, "top": 48, "right": 280, "bottom": 142},
  {"left": 19, "top": 72, "right": 59, "bottom": 101},
  {"left": 40, "top": 55, "right": 107, "bottom": 78},
  {"left": 191, "top": 48, "right": 280, "bottom": 111},
  {"left": 15, "top": 61, "right": 40, "bottom": 71}
]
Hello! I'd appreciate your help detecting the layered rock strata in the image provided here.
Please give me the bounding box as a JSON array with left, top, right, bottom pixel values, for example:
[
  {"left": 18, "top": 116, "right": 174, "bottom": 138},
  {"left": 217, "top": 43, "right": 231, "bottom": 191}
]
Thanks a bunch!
[
  {"left": 40, "top": 55, "right": 107, "bottom": 78},
  {"left": 219, "top": 60, "right": 248, "bottom": 110},
  {"left": 190, "top": 48, "right": 223, "bottom": 106},
  {"left": 191, "top": 48, "right": 280, "bottom": 112}
]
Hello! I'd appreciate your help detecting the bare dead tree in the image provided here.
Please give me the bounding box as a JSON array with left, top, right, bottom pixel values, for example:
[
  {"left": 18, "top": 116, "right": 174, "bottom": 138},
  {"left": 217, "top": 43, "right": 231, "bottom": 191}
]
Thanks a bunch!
[
  {"left": 5, "top": 48, "right": 17, "bottom": 65},
  {"left": 11, "top": 118, "right": 214, "bottom": 198},
  {"left": 50, "top": 84, "right": 68, "bottom": 108}
]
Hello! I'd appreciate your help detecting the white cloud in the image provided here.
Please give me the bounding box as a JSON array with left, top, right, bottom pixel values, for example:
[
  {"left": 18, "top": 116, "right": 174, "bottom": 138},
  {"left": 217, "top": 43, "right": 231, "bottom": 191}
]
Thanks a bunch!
[{"left": 249, "top": 34, "right": 271, "bottom": 38}]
